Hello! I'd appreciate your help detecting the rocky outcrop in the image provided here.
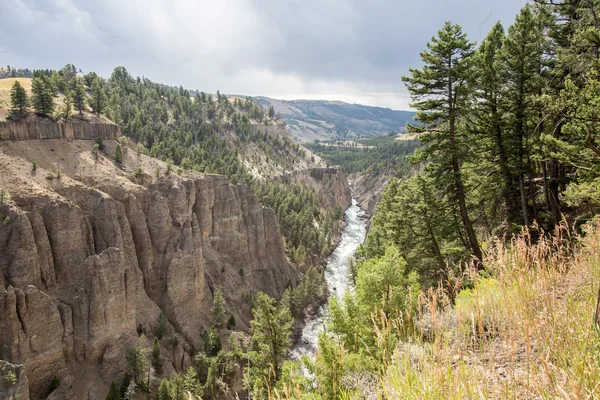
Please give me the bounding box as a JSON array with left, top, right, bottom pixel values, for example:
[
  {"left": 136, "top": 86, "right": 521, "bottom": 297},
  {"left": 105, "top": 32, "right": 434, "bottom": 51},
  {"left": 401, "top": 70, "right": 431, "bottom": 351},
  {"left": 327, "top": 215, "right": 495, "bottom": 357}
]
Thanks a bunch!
[
  {"left": 0, "top": 121, "right": 120, "bottom": 141},
  {"left": 0, "top": 172, "right": 297, "bottom": 399},
  {"left": 283, "top": 168, "right": 352, "bottom": 211},
  {"left": 0, "top": 361, "right": 29, "bottom": 400}
]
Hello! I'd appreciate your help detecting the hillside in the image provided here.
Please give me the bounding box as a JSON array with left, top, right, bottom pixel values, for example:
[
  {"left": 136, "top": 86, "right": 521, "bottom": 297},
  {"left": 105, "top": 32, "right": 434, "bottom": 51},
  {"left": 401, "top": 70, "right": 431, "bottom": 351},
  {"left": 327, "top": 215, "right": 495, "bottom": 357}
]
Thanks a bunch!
[
  {"left": 0, "top": 74, "right": 323, "bottom": 182},
  {"left": 256, "top": 97, "right": 415, "bottom": 142}
]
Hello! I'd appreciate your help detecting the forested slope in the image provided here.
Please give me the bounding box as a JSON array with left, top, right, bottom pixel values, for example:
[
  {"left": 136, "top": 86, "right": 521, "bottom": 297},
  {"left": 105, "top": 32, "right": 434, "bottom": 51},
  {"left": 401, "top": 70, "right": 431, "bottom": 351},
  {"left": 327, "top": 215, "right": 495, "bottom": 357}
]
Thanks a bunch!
[{"left": 249, "top": 2, "right": 600, "bottom": 399}]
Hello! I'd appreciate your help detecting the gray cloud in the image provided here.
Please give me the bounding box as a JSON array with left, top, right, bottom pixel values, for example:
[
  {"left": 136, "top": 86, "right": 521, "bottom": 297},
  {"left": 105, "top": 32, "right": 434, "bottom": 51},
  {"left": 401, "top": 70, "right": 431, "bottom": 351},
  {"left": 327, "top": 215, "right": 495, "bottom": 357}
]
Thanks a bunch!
[{"left": 0, "top": 0, "right": 528, "bottom": 109}]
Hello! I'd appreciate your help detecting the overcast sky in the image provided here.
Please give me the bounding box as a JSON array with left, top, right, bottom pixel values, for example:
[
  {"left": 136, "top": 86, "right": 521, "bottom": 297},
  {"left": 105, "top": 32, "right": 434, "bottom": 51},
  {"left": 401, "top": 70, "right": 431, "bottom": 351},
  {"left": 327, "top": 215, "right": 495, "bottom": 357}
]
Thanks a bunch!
[{"left": 1, "top": 0, "right": 529, "bottom": 110}]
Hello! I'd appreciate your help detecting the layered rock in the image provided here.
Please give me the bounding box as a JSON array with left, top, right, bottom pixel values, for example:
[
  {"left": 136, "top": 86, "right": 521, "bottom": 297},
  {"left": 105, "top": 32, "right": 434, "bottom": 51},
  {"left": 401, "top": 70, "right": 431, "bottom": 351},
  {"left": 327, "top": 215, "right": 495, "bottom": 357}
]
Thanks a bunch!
[
  {"left": 283, "top": 168, "right": 352, "bottom": 211},
  {"left": 0, "top": 171, "right": 297, "bottom": 399}
]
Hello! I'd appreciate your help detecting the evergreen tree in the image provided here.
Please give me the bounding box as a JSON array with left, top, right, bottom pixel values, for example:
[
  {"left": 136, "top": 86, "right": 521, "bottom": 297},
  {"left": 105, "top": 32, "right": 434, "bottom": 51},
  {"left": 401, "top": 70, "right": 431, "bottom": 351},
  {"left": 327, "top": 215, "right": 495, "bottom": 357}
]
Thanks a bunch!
[
  {"left": 106, "top": 381, "right": 121, "bottom": 400},
  {"left": 9, "top": 80, "right": 29, "bottom": 117},
  {"left": 114, "top": 144, "right": 123, "bottom": 164},
  {"left": 72, "top": 77, "right": 86, "bottom": 116},
  {"left": 211, "top": 288, "right": 228, "bottom": 329},
  {"left": 89, "top": 76, "right": 108, "bottom": 116},
  {"left": 247, "top": 292, "right": 293, "bottom": 395},
  {"left": 126, "top": 334, "right": 148, "bottom": 385},
  {"left": 151, "top": 337, "right": 162, "bottom": 375},
  {"left": 158, "top": 379, "right": 170, "bottom": 400},
  {"left": 61, "top": 89, "right": 73, "bottom": 121},
  {"left": 472, "top": 22, "right": 516, "bottom": 223},
  {"left": 402, "top": 22, "right": 482, "bottom": 264},
  {"left": 31, "top": 75, "right": 56, "bottom": 116},
  {"left": 268, "top": 104, "right": 275, "bottom": 119},
  {"left": 500, "top": 4, "right": 546, "bottom": 226}
]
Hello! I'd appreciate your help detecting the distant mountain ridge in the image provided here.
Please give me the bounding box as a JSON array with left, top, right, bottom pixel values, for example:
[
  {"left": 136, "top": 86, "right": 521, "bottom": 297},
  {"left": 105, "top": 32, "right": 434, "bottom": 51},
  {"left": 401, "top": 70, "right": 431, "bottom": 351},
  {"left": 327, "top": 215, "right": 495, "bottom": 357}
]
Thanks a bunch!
[{"left": 256, "top": 97, "right": 416, "bottom": 142}]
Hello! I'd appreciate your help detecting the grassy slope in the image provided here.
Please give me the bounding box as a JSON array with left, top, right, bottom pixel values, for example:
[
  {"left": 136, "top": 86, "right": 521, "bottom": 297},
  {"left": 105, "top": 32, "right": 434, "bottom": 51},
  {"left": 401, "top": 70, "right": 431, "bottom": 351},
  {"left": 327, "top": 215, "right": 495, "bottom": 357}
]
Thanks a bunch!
[{"left": 372, "top": 222, "right": 600, "bottom": 399}]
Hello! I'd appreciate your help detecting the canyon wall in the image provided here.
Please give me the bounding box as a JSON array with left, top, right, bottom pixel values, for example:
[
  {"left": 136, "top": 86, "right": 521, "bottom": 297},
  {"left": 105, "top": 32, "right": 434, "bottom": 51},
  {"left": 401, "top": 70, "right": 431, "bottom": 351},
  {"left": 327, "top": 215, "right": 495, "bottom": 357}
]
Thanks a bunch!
[
  {"left": 283, "top": 167, "right": 352, "bottom": 211},
  {"left": 0, "top": 169, "right": 297, "bottom": 399},
  {"left": 0, "top": 121, "right": 120, "bottom": 141}
]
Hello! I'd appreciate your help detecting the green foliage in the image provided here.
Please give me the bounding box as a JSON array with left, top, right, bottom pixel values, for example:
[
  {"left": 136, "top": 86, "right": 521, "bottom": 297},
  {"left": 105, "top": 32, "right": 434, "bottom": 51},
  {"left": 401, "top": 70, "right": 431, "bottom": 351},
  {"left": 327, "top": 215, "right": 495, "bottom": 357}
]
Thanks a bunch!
[
  {"left": 114, "top": 144, "right": 123, "bottom": 164},
  {"left": 72, "top": 77, "right": 86, "bottom": 115},
  {"left": 48, "top": 376, "right": 60, "bottom": 394},
  {"left": 9, "top": 80, "right": 29, "bottom": 118},
  {"left": 306, "top": 137, "right": 420, "bottom": 175},
  {"left": 31, "top": 161, "right": 37, "bottom": 172},
  {"left": 360, "top": 176, "right": 465, "bottom": 287},
  {"left": 88, "top": 76, "right": 108, "bottom": 116},
  {"left": 126, "top": 334, "right": 148, "bottom": 385},
  {"left": 245, "top": 292, "right": 293, "bottom": 397},
  {"left": 210, "top": 288, "right": 228, "bottom": 329},
  {"left": 95, "top": 136, "right": 105, "bottom": 151},
  {"left": 255, "top": 182, "right": 341, "bottom": 266},
  {"left": 402, "top": 21, "right": 482, "bottom": 263},
  {"left": 151, "top": 337, "right": 163, "bottom": 375},
  {"left": 61, "top": 89, "right": 73, "bottom": 121},
  {"left": 106, "top": 381, "right": 121, "bottom": 400},
  {"left": 31, "top": 75, "right": 56, "bottom": 116},
  {"left": 154, "top": 312, "right": 167, "bottom": 339}
]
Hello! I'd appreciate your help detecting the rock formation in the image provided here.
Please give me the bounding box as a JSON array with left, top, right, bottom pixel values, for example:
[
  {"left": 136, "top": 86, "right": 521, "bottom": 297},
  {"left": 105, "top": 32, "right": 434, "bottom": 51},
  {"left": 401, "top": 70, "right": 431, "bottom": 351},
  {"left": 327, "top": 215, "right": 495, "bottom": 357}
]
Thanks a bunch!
[{"left": 0, "top": 138, "right": 298, "bottom": 399}]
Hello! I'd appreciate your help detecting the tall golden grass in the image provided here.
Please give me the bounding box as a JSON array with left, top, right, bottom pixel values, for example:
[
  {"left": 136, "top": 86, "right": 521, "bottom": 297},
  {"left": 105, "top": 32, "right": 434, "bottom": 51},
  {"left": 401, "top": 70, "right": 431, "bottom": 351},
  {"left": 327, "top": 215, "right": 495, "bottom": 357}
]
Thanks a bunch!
[
  {"left": 382, "top": 219, "right": 600, "bottom": 399},
  {"left": 272, "top": 219, "right": 600, "bottom": 399}
]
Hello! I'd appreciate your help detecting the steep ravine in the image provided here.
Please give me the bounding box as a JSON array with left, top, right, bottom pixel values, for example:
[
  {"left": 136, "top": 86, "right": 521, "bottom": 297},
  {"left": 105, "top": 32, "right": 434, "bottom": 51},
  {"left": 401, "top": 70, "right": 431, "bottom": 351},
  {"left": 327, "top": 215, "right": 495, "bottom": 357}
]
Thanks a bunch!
[{"left": 0, "top": 138, "right": 300, "bottom": 399}]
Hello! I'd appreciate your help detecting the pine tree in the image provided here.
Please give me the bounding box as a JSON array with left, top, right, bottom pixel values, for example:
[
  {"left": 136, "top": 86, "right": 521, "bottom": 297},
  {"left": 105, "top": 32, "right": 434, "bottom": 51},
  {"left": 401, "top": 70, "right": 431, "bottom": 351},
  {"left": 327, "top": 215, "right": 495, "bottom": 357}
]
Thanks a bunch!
[
  {"left": 158, "top": 379, "right": 170, "bottom": 400},
  {"left": 472, "top": 22, "right": 516, "bottom": 223},
  {"left": 9, "top": 80, "right": 29, "bottom": 118},
  {"left": 61, "top": 89, "right": 73, "bottom": 121},
  {"left": 402, "top": 22, "right": 482, "bottom": 264},
  {"left": 151, "top": 337, "right": 163, "bottom": 375},
  {"left": 268, "top": 105, "right": 275, "bottom": 119},
  {"left": 89, "top": 77, "right": 108, "bottom": 116},
  {"left": 248, "top": 292, "right": 293, "bottom": 387},
  {"left": 114, "top": 144, "right": 123, "bottom": 164},
  {"left": 72, "top": 77, "right": 86, "bottom": 116},
  {"left": 126, "top": 334, "right": 148, "bottom": 385},
  {"left": 211, "top": 288, "right": 228, "bottom": 329},
  {"left": 500, "top": 4, "right": 546, "bottom": 226},
  {"left": 31, "top": 75, "right": 56, "bottom": 116},
  {"left": 106, "top": 381, "right": 121, "bottom": 400}
]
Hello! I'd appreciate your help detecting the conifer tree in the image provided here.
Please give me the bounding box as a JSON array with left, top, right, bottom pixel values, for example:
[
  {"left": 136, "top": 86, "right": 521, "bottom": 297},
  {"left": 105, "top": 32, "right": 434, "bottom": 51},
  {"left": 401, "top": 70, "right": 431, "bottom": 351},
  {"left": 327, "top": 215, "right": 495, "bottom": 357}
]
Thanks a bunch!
[
  {"left": 151, "top": 337, "right": 162, "bottom": 375},
  {"left": 72, "top": 77, "right": 86, "bottom": 116},
  {"left": 402, "top": 22, "right": 482, "bottom": 263},
  {"left": 500, "top": 4, "right": 546, "bottom": 226},
  {"left": 9, "top": 80, "right": 29, "bottom": 118},
  {"left": 61, "top": 89, "right": 73, "bottom": 121},
  {"left": 211, "top": 288, "right": 228, "bottom": 329},
  {"left": 247, "top": 292, "right": 293, "bottom": 392},
  {"left": 89, "top": 76, "right": 108, "bottom": 116},
  {"left": 114, "top": 144, "right": 123, "bottom": 164},
  {"left": 126, "top": 334, "right": 148, "bottom": 385},
  {"left": 31, "top": 75, "right": 56, "bottom": 116},
  {"left": 105, "top": 381, "right": 121, "bottom": 400}
]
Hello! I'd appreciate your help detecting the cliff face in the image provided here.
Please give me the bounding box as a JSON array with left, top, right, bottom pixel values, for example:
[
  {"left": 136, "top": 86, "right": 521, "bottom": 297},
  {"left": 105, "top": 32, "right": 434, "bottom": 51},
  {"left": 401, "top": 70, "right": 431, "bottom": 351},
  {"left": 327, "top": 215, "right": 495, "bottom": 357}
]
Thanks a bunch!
[
  {"left": 0, "top": 121, "right": 120, "bottom": 141},
  {"left": 283, "top": 168, "right": 352, "bottom": 211},
  {"left": 0, "top": 138, "right": 298, "bottom": 399}
]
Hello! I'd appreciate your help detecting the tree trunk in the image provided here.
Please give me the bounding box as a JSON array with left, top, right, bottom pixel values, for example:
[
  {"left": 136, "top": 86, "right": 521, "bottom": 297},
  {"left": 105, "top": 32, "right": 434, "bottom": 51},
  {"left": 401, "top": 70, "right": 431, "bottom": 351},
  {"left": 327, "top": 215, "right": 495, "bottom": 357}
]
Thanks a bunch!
[{"left": 519, "top": 174, "right": 529, "bottom": 227}]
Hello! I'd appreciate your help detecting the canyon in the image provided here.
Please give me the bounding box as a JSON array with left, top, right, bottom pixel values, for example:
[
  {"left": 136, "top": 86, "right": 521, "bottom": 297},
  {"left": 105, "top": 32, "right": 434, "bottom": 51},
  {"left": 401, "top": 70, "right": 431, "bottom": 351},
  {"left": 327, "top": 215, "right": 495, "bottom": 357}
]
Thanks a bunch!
[{"left": 0, "top": 123, "right": 351, "bottom": 399}]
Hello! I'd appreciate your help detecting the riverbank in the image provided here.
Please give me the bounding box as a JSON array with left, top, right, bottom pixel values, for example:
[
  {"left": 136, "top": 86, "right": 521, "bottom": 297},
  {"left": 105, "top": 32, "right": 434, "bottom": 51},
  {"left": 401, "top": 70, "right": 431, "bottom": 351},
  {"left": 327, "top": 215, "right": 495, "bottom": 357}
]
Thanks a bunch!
[{"left": 290, "top": 200, "right": 367, "bottom": 359}]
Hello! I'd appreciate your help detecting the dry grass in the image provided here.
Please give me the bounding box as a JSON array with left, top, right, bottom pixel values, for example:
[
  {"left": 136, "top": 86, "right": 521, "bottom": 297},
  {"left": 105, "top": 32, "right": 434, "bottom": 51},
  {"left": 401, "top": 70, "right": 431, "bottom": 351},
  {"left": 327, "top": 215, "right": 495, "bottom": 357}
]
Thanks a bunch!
[{"left": 379, "top": 221, "right": 600, "bottom": 399}]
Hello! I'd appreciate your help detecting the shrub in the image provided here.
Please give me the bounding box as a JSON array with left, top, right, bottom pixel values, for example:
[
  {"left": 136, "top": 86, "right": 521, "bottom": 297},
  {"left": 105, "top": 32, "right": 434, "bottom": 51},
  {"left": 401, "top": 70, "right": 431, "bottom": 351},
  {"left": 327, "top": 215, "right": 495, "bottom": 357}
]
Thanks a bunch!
[{"left": 48, "top": 376, "right": 60, "bottom": 394}]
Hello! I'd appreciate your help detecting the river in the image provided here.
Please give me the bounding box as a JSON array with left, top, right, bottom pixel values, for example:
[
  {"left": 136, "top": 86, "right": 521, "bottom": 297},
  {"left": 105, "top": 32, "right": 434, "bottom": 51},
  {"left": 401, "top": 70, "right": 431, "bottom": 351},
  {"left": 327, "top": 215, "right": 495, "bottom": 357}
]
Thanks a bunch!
[{"left": 291, "top": 199, "right": 367, "bottom": 358}]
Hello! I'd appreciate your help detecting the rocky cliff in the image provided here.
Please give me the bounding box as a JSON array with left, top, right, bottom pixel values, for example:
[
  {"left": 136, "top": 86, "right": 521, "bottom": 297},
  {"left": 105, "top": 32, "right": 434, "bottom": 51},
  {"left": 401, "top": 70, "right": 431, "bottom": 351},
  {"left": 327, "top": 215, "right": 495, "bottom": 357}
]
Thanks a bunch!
[
  {"left": 282, "top": 168, "right": 352, "bottom": 212},
  {"left": 0, "top": 121, "right": 120, "bottom": 141},
  {"left": 0, "top": 137, "right": 298, "bottom": 399}
]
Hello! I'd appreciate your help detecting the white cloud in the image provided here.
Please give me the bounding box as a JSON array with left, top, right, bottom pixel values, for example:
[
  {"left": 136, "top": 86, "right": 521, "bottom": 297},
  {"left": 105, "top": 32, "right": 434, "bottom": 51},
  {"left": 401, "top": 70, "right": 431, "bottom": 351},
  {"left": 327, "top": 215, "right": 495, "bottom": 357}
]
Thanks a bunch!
[{"left": 0, "top": 0, "right": 528, "bottom": 109}]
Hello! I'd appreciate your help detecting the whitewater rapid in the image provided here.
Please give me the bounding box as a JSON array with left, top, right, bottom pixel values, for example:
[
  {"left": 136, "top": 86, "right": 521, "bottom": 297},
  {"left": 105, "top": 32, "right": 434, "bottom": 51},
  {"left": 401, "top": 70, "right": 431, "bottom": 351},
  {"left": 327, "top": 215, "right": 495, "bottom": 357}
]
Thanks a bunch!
[{"left": 291, "top": 199, "right": 367, "bottom": 358}]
